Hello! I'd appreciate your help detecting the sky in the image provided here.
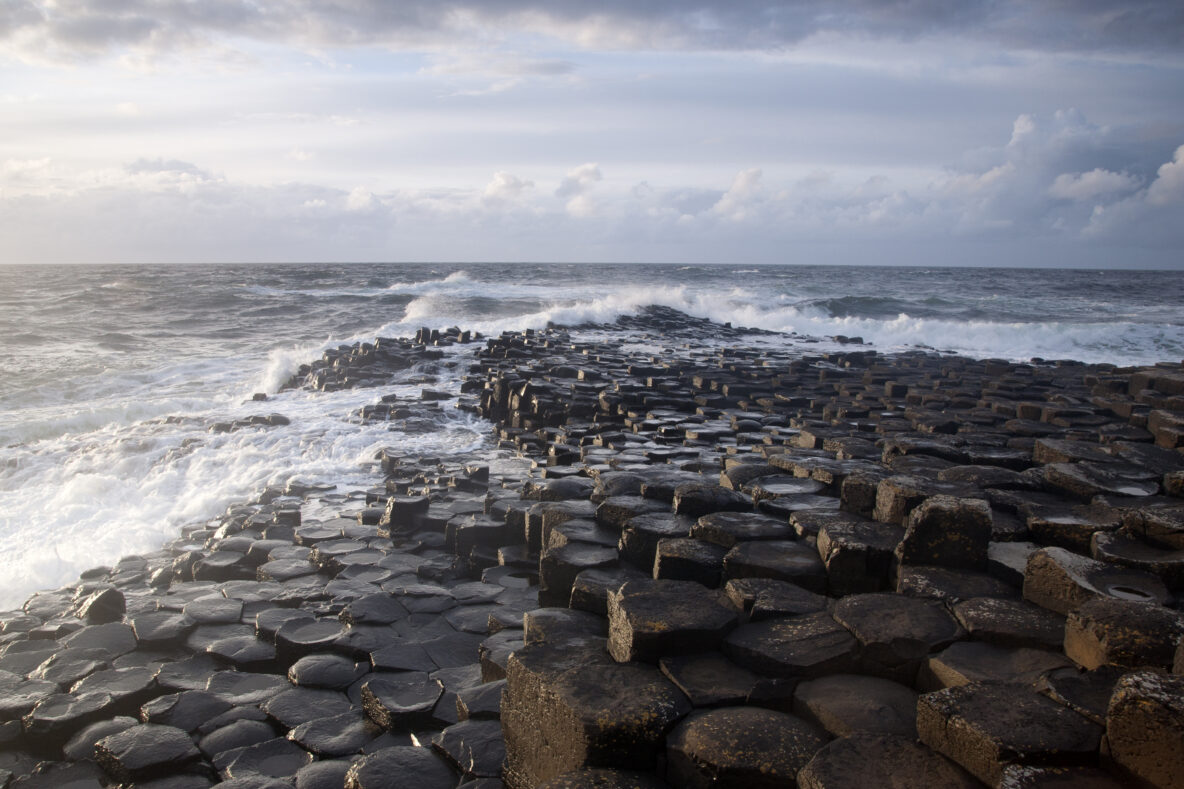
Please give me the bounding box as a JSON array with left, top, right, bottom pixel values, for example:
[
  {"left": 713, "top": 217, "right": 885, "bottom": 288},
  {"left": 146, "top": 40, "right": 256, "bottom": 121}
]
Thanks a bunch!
[{"left": 1, "top": 1, "right": 1183, "bottom": 267}]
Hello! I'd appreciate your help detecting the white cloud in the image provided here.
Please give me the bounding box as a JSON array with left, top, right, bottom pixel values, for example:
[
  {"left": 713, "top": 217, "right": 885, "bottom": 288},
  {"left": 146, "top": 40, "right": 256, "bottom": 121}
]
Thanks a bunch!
[
  {"left": 711, "top": 168, "right": 763, "bottom": 221},
  {"left": 345, "top": 186, "right": 380, "bottom": 212},
  {"left": 483, "top": 171, "right": 533, "bottom": 201},
  {"left": 1, "top": 115, "right": 1181, "bottom": 265},
  {"left": 555, "top": 163, "right": 602, "bottom": 199},
  {"left": 1146, "top": 145, "right": 1184, "bottom": 206},
  {"left": 1049, "top": 168, "right": 1141, "bottom": 201}
]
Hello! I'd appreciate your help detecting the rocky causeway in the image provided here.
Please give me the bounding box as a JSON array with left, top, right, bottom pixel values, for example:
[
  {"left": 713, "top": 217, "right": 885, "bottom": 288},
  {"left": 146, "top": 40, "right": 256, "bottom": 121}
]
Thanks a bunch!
[{"left": 1, "top": 306, "right": 1183, "bottom": 788}]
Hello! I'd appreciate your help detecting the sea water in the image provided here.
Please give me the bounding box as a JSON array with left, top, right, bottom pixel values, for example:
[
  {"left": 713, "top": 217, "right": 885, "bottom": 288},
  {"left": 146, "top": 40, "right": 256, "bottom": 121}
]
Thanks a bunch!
[{"left": 1, "top": 263, "right": 1181, "bottom": 608}]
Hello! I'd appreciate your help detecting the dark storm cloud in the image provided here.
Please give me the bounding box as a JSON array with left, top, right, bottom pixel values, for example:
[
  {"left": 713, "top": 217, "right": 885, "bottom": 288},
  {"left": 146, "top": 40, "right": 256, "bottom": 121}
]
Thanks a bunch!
[{"left": 2, "top": 0, "right": 1181, "bottom": 60}]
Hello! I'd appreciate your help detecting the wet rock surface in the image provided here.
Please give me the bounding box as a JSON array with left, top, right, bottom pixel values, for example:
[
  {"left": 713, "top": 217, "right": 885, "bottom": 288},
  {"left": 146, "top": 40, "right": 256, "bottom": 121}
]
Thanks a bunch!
[{"left": 2, "top": 309, "right": 1183, "bottom": 787}]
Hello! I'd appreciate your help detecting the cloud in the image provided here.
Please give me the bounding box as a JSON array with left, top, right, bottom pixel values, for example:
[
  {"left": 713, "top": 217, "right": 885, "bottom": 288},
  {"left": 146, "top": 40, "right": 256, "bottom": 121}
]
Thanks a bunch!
[
  {"left": 1, "top": 118, "right": 1181, "bottom": 265},
  {"left": 1146, "top": 145, "right": 1184, "bottom": 206},
  {"left": 1049, "top": 168, "right": 1140, "bottom": 201},
  {"left": 711, "top": 168, "right": 763, "bottom": 221},
  {"left": 345, "top": 186, "right": 381, "bottom": 212},
  {"left": 483, "top": 171, "right": 533, "bottom": 201},
  {"left": 555, "top": 162, "right": 601, "bottom": 198},
  {"left": 2, "top": 1, "right": 1182, "bottom": 65},
  {"left": 124, "top": 158, "right": 208, "bottom": 177}
]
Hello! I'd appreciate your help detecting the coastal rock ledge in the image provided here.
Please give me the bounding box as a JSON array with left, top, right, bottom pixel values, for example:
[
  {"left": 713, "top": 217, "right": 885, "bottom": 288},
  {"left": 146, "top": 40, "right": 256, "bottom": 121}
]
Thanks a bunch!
[{"left": 1, "top": 307, "right": 1183, "bottom": 788}]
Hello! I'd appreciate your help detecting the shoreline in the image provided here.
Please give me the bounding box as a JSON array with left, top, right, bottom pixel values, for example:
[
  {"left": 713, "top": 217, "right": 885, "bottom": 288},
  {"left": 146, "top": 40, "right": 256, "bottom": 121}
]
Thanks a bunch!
[{"left": 1, "top": 308, "right": 1182, "bottom": 787}]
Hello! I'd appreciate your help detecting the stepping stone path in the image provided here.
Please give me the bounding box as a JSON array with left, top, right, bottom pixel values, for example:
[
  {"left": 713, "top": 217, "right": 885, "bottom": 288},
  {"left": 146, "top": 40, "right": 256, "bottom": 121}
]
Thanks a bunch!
[{"left": 0, "top": 307, "right": 1182, "bottom": 787}]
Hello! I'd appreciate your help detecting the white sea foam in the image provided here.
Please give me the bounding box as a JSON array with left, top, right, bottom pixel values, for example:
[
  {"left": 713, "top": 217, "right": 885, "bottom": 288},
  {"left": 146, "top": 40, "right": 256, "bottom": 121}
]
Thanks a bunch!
[
  {"left": 380, "top": 280, "right": 1184, "bottom": 366},
  {"left": 0, "top": 377, "right": 488, "bottom": 610}
]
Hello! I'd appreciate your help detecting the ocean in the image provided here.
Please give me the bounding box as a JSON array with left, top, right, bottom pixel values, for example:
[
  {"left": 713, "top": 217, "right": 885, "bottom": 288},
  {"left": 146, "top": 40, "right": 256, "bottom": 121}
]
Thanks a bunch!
[{"left": 1, "top": 262, "right": 1181, "bottom": 610}]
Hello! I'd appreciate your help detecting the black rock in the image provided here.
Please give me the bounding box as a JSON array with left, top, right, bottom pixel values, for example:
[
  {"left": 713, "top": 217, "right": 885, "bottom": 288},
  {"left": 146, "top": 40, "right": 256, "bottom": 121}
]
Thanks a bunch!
[{"left": 94, "top": 723, "right": 202, "bottom": 784}]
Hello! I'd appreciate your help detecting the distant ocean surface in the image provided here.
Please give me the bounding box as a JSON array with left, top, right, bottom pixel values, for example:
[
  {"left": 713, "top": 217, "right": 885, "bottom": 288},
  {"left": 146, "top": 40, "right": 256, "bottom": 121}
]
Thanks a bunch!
[{"left": 1, "top": 262, "right": 1182, "bottom": 609}]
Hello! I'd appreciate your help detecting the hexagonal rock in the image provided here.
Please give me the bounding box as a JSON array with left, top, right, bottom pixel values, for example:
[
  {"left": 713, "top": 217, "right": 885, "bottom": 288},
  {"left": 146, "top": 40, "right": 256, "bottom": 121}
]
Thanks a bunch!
[
  {"left": 288, "top": 710, "right": 382, "bottom": 757},
  {"left": 722, "top": 540, "right": 828, "bottom": 594},
  {"left": 94, "top": 723, "right": 202, "bottom": 784},
  {"left": 745, "top": 475, "right": 828, "bottom": 502},
  {"left": 1091, "top": 530, "right": 1184, "bottom": 588},
  {"left": 536, "top": 769, "right": 671, "bottom": 788},
  {"left": 1104, "top": 670, "right": 1184, "bottom": 789},
  {"left": 895, "top": 495, "right": 992, "bottom": 571},
  {"left": 140, "top": 690, "right": 232, "bottom": 733},
  {"left": 261, "top": 686, "right": 352, "bottom": 729},
  {"left": 432, "top": 718, "right": 506, "bottom": 778},
  {"left": 60, "top": 622, "right": 138, "bottom": 659},
  {"left": 652, "top": 538, "right": 726, "bottom": 587},
  {"left": 22, "top": 691, "right": 117, "bottom": 749},
  {"left": 671, "top": 483, "right": 751, "bottom": 518},
  {"left": 361, "top": 673, "right": 444, "bottom": 729},
  {"left": 524, "top": 607, "right": 608, "bottom": 647},
  {"left": 274, "top": 619, "right": 346, "bottom": 661},
  {"left": 619, "top": 513, "right": 695, "bottom": 571},
  {"left": 71, "top": 665, "right": 158, "bottom": 715},
  {"left": 1122, "top": 502, "right": 1184, "bottom": 550},
  {"left": 792, "top": 674, "right": 918, "bottom": 738},
  {"left": 570, "top": 566, "right": 650, "bottom": 617},
  {"left": 798, "top": 734, "right": 980, "bottom": 789},
  {"left": 690, "top": 511, "right": 793, "bottom": 548},
  {"left": 831, "top": 593, "right": 964, "bottom": 683},
  {"left": 658, "top": 653, "right": 759, "bottom": 708},
  {"left": 500, "top": 642, "right": 691, "bottom": 788},
  {"left": 595, "top": 496, "right": 669, "bottom": 530},
  {"left": 951, "top": 597, "right": 1065, "bottom": 651},
  {"left": 1042, "top": 462, "right": 1159, "bottom": 502},
  {"left": 1064, "top": 598, "right": 1184, "bottom": 670},
  {"left": 895, "top": 566, "right": 1017, "bottom": 605},
  {"left": 1026, "top": 504, "right": 1121, "bottom": 554},
  {"left": 918, "top": 642, "right": 1072, "bottom": 691},
  {"left": 665, "top": 706, "right": 826, "bottom": 788},
  {"left": 607, "top": 580, "right": 740, "bottom": 663},
  {"left": 539, "top": 543, "right": 620, "bottom": 607},
  {"left": 345, "top": 745, "right": 458, "bottom": 789},
  {"left": 456, "top": 679, "right": 504, "bottom": 721},
  {"left": 723, "top": 578, "right": 828, "bottom": 621},
  {"left": 723, "top": 612, "right": 859, "bottom": 679},
  {"left": 816, "top": 514, "right": 903, "bottom": 596},
  {"left": 916, "top": 682, "right": 1103, "bottom": 786},
  {"left": 873, "top": 476, "right": 973, "bottom": 525},
  {"left": 1023, "top": 547, "right": 1171, "bottom": 615}
]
